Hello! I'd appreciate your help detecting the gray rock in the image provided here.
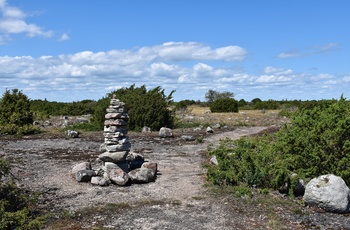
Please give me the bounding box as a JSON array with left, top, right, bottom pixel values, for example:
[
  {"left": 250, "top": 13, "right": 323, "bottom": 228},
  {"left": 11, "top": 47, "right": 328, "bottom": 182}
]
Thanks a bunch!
[
  {"left": 126, "top": 152, "right": 145, "bottom": 162},
  {"left": 210, "top": 155, "right": 218, "bottom": 166},
  {"left": 181, "top": 135, "right": 195, "bottom": 141},
  {"left": 206, "top": 126, "right": 214, "bottom": 133},
  {"left": 108, "top": 167, "right": 129, "bottom": 186},
  {"left": 33, "top": 121, "right": 40, "bottom": 126},
  {"left": 91, "top": 176, "right": 109, "bottom": 186},
  {"left": 142, "top": 126, "right": 152, "bottom": 133},
  {"left": 104, "top": 119, "right": 128, "bottom": 126},
  {"left": 105, "top": 112, "right": 128, "bottom": 120},
  {"left": 303, "top": 174, "right": 350, "bottom": 213},
  {"left": 98, "top": 151, "right": 128, "bottom": 163},
  {"left": 128, "top": 168, "right": 155, "bottom": 183},
  {"left": 104, "top": 136, "right": 130, "bottom": 145},
  {"left": 65, "top": 130, "right": 79, "bottom": 138},
  {"left": 99, "top": 143, "right": 107, "bottom": 153},
  {"left": 43, "top": 120, "right": 52, "bottom": 126},
  {"left": 105, "top": 142, "right": 131, "bottom": 152},
  {"left": 71, "top": 162, "right": 91, "bottom": 178},
  {"left": 141, "top": 162, "right": 158, "bottom": 175},
  {"left": 104, "top": 125, "right": 128, "bottom": 134},
  {"left": 193, "top": 127, "right": 202, "bottom": 132},
  {"left": 159, "top": 127, "right": 173, "bottom": 138},
  {"left": 76, "top": 170, "right": 96, "bottom": 182}
]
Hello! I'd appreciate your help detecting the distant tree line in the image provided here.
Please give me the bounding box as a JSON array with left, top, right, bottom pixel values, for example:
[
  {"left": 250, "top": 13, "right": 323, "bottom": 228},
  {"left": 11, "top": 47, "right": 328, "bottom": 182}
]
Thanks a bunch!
[{"left": 1, "top": 87, "right": 347, "bottom": 134}]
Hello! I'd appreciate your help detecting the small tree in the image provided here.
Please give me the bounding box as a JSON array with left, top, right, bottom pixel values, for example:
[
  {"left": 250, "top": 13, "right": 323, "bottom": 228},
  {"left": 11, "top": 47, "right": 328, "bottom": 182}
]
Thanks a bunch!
[
  {"left": 0, "top": 89, "right": 38, "bottom": 135},
  {"left": 92, "top": 85, "right": 175, "bottom": 131},
  {"left": 205, "top": 89, "right": 234, "bottom": 104}
]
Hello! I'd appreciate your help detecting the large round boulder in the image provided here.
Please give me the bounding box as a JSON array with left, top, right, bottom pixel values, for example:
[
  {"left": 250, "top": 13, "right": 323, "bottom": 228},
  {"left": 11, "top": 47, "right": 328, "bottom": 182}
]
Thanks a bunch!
[{"left": 303, "top": 174, "right": 350, "bottom": 213}]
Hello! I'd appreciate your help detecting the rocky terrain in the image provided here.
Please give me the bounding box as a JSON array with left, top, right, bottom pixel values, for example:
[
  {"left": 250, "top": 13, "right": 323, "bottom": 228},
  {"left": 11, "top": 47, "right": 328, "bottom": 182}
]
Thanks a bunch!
[{"left": 2, "top": 126, "right": 350, "bottom": 229}]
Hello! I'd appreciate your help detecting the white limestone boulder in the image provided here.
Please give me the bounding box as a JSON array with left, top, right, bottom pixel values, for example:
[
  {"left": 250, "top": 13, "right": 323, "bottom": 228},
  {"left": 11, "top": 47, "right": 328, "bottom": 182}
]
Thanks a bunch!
[{"left": 303, "top": 174, "right": 350, "bottom": 213}]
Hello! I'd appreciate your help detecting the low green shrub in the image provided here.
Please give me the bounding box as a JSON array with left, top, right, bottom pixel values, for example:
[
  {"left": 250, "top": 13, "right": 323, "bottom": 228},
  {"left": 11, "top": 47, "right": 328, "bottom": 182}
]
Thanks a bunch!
[
  {"left": 0, "top": 158, "right": 46, "bottom": 229},
  {"left": 210, "top": 98, "right": 239, "bottom": 113},
  {"left": 207, "top": 97, "right": 350, "bottom": 195}
]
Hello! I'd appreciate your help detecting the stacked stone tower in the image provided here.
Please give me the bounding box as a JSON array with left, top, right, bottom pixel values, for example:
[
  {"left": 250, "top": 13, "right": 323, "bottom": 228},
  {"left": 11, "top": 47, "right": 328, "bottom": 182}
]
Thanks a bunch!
[
  {"left": 99, "top": 95, "right": 131, "bottom": 165},
  {"left": 71, "top": 95, "right": 157, "bottom": 186}
]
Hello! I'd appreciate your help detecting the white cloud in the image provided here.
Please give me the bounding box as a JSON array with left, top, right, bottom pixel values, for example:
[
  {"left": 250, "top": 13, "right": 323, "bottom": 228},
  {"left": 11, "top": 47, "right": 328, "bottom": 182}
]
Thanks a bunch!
[
  {"left": 0, "top": 0, "right": 52, "bottom": 42},
  {"left": 311, "top": 73, "right": 335, "bottom": 81},
  {"left": 277, "top": 51, "right": 299, "bottom": 58},
  {"left": 155, "top": 42, "right": 246, "bottom": 62},
  {"left": 343, "top": 76, "right": 350, "bottom": 83},
  {"left": 255, "top": 75, "right": 292, "bottom": 83},
  {"left": 193, "top": 63, "right": 213, "bottom": 72},
  {"left": 277, "top": 43, "right": 340, "bottom": 59},
  {"left": 0, "top": 43, "right": 347, "bottom": 102},
  {"left": 59, "top": 33, "right": 70, "bottom": 41},
  {"left": 263, "top": 66, "right": 293, "bottom": 75}
]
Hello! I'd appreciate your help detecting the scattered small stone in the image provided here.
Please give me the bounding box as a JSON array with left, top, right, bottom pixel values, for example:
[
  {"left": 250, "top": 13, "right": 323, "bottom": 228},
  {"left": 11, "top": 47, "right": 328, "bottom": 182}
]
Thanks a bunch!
[
  {"left": 142, "top": 126, "right": 152, "bottom": 133},
  {"left": 181, "top": 135, "right": 195, "bottom": 141},
  {"left": 210, "top": 155, "right": 218, "bottom": 166},
  {"left": 159, "top": 127, "right": 173, "bottom": 138},
  {"left": 206, "top": 127, "right": 214, "bottom": 133},
  {"left": 66, "top": 130, "right": 79, "bottom": 138}
]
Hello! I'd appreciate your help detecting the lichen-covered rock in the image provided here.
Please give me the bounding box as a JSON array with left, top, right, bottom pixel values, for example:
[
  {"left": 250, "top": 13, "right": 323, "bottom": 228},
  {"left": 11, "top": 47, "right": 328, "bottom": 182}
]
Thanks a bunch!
[
  {"left": 91, "top": 176, "right": 109, "bottom": 186},
  {"left": 71, "top": 162, "right": 91, "bottom": 178},
  {"left": 108, "top": 167, "right": 130, "bottom": 186},
  {"left": 128, "top": 168, "right": 155, "bottom": 183},
  {"left": 98, "top": 151, "right": 128, "bottom": 163},
  {"left": 303, "top": 174, "right": 350, "bottom": 213},
  {"left": 141, "top": 162, "right": 158, "bottom": 175}
]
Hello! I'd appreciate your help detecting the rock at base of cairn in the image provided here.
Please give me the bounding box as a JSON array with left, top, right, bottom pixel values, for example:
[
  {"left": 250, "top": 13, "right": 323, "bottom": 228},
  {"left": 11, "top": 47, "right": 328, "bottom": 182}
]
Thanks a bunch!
[
  {"left": 72, "top": 96, "right": 158, "bottom": 186},
  {"left": 128, "top": 168, "right": 155, "bottom": 183},
  {"left": 76, "top": 170, "right": 96, "bottom": 182}
]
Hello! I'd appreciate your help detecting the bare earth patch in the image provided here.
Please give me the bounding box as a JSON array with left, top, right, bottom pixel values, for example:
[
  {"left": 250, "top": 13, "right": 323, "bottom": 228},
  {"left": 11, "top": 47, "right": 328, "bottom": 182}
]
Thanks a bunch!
[{"left": 1, "top": 126, "right": 350, "bottom": 229}]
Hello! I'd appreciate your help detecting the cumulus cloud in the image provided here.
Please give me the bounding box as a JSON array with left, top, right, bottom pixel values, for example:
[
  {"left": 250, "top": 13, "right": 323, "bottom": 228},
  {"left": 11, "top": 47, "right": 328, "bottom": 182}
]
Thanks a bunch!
[
  {"left": 0, "top": 0, "right": 52, "bottom": 42},
  {"left": 0, "top": 42, "right": 347, "bottom": 102},
  {"left": 154, "top": 42, "right": 246, "bottom": 61}
]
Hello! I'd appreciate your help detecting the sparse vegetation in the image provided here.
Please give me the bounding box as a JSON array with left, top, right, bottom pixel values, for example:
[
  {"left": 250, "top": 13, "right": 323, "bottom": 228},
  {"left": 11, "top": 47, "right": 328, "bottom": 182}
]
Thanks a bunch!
[
  {"left": 0, "top": 157, "right": 46, "bottom": 229},
  {"left": 206, "top": 96, "right": 350, "bottom": 196},
  {"left": 2, "top": 86, "right": 350, "bottom": 228}
]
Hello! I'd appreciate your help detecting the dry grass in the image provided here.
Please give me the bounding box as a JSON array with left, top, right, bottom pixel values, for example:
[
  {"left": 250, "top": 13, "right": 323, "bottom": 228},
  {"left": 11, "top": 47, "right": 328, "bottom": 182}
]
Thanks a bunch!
[{"left": 179, "top": 105, "right": 289, "bottom": 127}]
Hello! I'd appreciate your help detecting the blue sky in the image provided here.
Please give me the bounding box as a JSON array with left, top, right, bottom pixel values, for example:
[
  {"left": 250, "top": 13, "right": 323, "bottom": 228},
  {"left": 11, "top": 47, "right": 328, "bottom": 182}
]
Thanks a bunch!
[{"left": 0, "top": 0, "right": 349, "bottom": 102}]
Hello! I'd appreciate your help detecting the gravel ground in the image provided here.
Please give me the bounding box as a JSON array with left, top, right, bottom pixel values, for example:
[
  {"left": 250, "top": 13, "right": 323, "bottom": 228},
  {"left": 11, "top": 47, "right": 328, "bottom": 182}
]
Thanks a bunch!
[{"left": 2, "top": 127, "right": 350, "bottom": 229}]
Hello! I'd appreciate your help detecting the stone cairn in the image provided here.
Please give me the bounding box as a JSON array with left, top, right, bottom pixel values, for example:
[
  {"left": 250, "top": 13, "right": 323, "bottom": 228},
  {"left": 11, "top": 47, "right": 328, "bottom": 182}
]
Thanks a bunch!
[{"left": 71, "top": 95, "right": 157, "bottom": 186}]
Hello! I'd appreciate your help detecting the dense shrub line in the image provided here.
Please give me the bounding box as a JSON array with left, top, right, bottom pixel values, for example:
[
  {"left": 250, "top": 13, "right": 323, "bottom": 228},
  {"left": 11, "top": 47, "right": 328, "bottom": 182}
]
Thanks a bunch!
[{"left": 207, "top": 97, "right": 350, "bottom": 195}]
